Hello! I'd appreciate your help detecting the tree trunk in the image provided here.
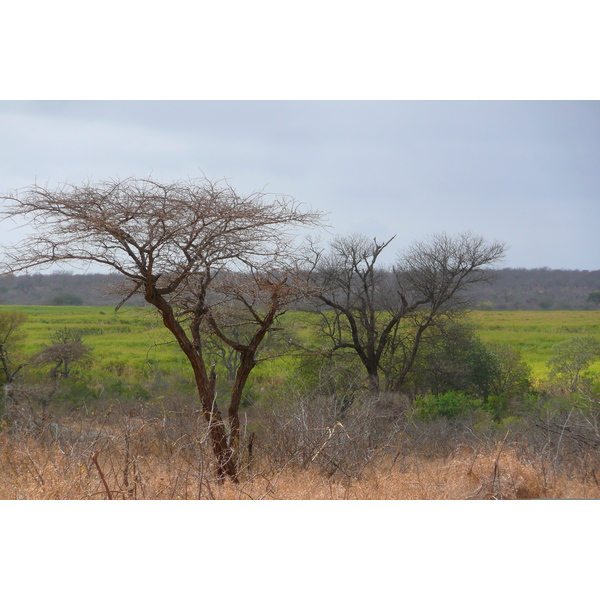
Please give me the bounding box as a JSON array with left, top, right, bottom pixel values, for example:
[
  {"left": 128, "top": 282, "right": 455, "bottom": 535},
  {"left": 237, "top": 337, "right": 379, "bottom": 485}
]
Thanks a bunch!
[
  {"left": 227, "top": 351, "right": 256, "bottom": 458},
  {"left": 148, "top": 293, "right": 239, "bottom": 483},
  {"left": 365, "top": 364, "right": 380, "bottom": 395},
  {"left": 191, "top": 357, "right": 239, "bottom": 484}
]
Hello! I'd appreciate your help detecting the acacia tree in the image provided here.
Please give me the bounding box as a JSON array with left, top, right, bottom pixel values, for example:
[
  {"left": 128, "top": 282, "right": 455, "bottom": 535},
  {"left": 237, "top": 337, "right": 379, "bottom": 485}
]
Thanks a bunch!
[
  {"left": 33, "top": 327, "right": 92, "bottom": 380},
  {"left": 308, "top": 232, "right": 506, "bottom": 394},
  {"left": 1, "top": 177, "right": 322, "bottom": 482}
]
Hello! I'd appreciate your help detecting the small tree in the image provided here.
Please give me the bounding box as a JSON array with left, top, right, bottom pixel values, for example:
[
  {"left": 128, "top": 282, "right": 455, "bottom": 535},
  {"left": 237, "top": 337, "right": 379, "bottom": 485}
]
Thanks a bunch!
[
  {"left": 547, "top": 335, "right": 600, "bottom": 393},
  {"left": 486, "top": 342, "right": 532, "bottom": 399},
  {"left": 33, "top": 327, "right": 92, "bottom": 380},
  {"left": 411, "top": 325, "right": 531, "bottom": 398},
  {"left": 1, "top": 177, "right": 322, "bottom": 481},
  {"left": 412, "top": 322, "right": 499, "bottom": 400}
]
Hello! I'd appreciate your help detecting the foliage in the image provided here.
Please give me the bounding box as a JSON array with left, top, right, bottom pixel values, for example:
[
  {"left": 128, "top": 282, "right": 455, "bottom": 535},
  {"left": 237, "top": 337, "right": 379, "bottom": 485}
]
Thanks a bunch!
[
  {"left": 476, "top": 301, "right": 494, "bottom": 310},
  {"left": 414, "top": 391, "right": 480, "bottom": 420},
  {"left": 1, "top": 176, "right": 323, "bottom": 482},
  {"left": 467, "top": 310, "right": 600, "bottom": 379},
  {"left": 2, "top": 267, "right": 599, "bottom": 310},
  {"left": 307, "top": 232, "right": 506, "bottom": 393},
  {"left": 586, "top": 292, "right": 600, "bottom": 306},
  {"left": 468, "top": 268, "right": 600, "bottom": 310},
  {"left": 411, "top": 322, "right": 493, "bottom": 398},
  {"left": 410, "top": 322, "right": 532, "bottom": 405},
  {"left": 292, "top": 350, "right": 363, "bottom": 415},
  {"left": 4, "top": 306, "right": 595, "bottom": 402},
  {"left": 3, "top": 392, "right": 599, "bottom": 499},
  {"left": 485, "top": 342, "right": 533, "bottom": 398},
  {"left": 50, "top": 293, "right": 83, "bottom": 306},
  {"left": 0, "top": 309, "right": 28, "bottom": 385},
  {"left": 547, "top": 335, "right": 600, "bottom": 393},
  {"left": 481, "top": 395, "right": 512, "bottom": 422}
]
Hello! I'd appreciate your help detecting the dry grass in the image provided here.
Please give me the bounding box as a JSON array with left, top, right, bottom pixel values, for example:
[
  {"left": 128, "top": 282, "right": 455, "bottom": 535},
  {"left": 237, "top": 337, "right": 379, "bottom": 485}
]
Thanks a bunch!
[{"left": 1, "top": 410, "right": 598, "bottom": 499}]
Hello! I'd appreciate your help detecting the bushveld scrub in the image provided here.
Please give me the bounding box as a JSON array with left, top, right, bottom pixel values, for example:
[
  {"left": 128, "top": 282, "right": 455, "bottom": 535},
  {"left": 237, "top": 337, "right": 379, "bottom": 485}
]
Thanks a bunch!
[
  {"left": 1, "top": 393, "right": 599, "bottom": 499},
  {"left": 1, "top": 306, "right": 599, "bottom": 499},
  {"left": 1, "top": 177, "right": 327, "bottom": 482},
  {"left": 1, "top": 306, "right": 192, "bottom": 386}
]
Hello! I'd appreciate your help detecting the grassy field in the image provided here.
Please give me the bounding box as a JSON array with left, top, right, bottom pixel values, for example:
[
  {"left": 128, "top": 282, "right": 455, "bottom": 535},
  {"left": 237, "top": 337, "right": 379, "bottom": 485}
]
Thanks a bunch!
[
  {"left": 2, "top": 306, "right": 600, "bottom": 501},
  {"left": 1, "top": 305, "right": 192, "bottom": 384},
  {"left": 467, "top": 310, "right": 600, "bottom": 379},
  {"left": 2, "top": 306, "right": 600, "bottom": 384}
]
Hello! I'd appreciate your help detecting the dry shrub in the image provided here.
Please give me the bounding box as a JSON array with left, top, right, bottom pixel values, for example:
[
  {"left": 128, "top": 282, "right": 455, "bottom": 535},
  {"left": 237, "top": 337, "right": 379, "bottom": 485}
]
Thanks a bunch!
[
  {"left": 451, "top": 446, "right": 545, "bottom": 500},
  {"left": 1, "top": 396, "right": 600, "bottom": 499},
  {"left": 252, "top": 392, "right": 407, "bottom": 480}
]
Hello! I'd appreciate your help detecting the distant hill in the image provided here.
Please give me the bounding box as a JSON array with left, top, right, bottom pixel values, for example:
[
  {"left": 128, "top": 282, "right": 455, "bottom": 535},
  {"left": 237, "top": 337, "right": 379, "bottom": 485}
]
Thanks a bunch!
[
  {"left": 1, "top": 268, "right": 599, "bottom": 310},
  {"left": 0, "top": 272, "right": 146, "bottom": 308},
  {"left": 469, "top": 268, "right": 600, "bottom": 310}
]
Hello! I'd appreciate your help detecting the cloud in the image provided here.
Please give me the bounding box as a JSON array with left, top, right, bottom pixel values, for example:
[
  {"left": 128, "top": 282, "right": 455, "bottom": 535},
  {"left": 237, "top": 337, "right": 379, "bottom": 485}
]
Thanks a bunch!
[
  {"left": 0, "top": 101, "right": 598, "bottom": 270},
  {"left": 0, "top": 108, "right": 194, "bottom": 186}
]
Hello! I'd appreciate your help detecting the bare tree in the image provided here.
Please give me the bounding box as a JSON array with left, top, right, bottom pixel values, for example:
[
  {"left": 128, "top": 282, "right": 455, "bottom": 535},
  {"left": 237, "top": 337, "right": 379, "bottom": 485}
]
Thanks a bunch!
[
  {"left": 1, "top": 177, "right": 322, "bottom": 481},
  {"left": 33, "top": 327, "right": 92, "bottom": 380},
  {"left": 308, "top": 232, "right": 506, "bottom": 394}
]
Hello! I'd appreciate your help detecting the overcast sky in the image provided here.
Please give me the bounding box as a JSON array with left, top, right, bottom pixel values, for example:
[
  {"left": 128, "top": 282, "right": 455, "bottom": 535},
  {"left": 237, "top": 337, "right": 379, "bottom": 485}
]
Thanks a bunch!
[{"left": 1, "top": 100, "right": 598, "bottom": 271}]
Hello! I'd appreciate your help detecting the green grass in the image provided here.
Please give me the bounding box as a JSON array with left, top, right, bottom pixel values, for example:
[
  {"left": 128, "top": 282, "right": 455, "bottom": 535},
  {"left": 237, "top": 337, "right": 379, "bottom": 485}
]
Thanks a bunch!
[
  {"left": 1, "top": 305, "right": 191, "bottom": 382},
  {"left": 2, "top": 306, "right": 599, "bottom": 386},
  {"left": 467, "top": 311, "right": 600, "bottom": 379}
]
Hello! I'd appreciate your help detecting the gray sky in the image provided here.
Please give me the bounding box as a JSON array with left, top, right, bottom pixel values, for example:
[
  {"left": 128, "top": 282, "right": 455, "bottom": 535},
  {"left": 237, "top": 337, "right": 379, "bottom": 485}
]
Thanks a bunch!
[{"left": 1, "top": 100, "right": 598, "bottom": 270}]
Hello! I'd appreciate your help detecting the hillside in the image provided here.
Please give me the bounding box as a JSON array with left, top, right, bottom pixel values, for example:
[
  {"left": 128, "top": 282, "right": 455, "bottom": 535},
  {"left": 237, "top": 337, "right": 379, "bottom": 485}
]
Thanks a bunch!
[
  {"left": 1, "top": 268, "right": 599, "bottom": 309},
  {"left": 469, "top": 268, "right": 600, "bottom": 310}
]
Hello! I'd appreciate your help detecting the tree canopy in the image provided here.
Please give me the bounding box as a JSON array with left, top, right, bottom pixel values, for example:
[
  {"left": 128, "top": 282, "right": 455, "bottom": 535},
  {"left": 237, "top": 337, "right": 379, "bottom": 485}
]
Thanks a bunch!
[
  {"left": 307, "top": 232, "right": 507, "bottom": 393},
  {"left": 1, "top": 176, "right": 323, "bottom": 481}
]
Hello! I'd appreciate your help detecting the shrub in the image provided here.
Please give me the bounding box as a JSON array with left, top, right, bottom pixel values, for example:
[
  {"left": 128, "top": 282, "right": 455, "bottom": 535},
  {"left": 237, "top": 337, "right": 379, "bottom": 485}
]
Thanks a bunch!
[
  {"left": 547, "top": 335, "right": 600, "bottom": 393},
  {"left": 49, "top": 293, "right": 83, "bottom": 306},
  {"left": 481, "top": 395, "right": 510, "bottom": 422},
  {"left": 414, "top": 391, "right": 480, "bottom": 421},
  {"left": 476, "top": 301, "right": 494, "bottom": 310}
]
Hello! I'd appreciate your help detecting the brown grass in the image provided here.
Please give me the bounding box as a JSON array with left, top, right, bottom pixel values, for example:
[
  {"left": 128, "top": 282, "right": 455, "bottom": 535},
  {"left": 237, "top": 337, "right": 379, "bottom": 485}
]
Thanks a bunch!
[{"left": 1, "top": 413, "right": 598, "bottom": 500}]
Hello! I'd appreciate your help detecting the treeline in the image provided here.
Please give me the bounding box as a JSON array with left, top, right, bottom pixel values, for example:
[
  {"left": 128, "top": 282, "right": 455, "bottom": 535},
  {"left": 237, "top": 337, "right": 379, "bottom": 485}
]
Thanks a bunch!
[
  {"left": 1, "top": 268, "right": 599, "bottom": 310},
  {"left": 469, "top": 268, "right": 600, "bottom": 310},
  {"left": 0, "top": 272, "right": 144, "bottom": 307}
]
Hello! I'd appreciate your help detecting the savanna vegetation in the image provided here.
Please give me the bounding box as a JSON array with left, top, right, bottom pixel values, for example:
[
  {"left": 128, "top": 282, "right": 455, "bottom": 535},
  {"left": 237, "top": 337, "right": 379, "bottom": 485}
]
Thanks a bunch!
[
  {"left": 1, "top": 305, "right": 598, "bottom": 499},
  {"left": 1, "top": 176, "right": 599, "bottom": 499}
]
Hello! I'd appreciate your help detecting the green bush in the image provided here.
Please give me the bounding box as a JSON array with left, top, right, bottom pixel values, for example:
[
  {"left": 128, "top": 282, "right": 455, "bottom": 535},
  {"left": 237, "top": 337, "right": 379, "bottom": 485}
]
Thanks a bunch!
[
  {"left": 99, "top": 377, "right": 152, "bottom": 401},
  {"left": 481, "top": 394, "right": 509, "bottom": 421},
  {"left": 50, "top": 293, "right": 83, "bottom": 306},
  {"left": 414, "top": 391, "right": 480, "bottom": 421},
  {"left": 52, "top": 380, "right": 98, "bottom": 407},
  {"left": 547, "top": 335, "right": 600, "bottom": 392}
]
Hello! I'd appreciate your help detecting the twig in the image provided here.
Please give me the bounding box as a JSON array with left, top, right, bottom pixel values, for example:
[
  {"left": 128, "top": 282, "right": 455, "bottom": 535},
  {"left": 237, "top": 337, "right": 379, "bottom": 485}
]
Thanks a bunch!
[
  {"left": 91, "top": 450, "right": 113, "bottom": 500},
  {"left": 490, "top": 430, "right": 510, "bottom": 498},
  {"left": 467, "top": 448, "right": 479, "bottom": 477},
  {"left": 310, "top": 422, "right": 346, "bottom": 463}
]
